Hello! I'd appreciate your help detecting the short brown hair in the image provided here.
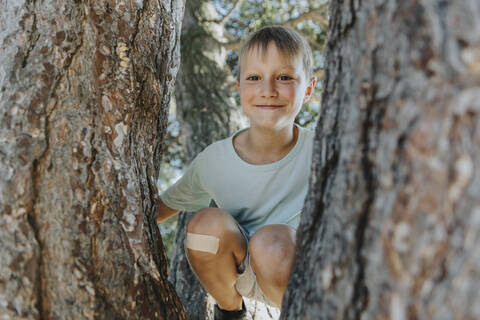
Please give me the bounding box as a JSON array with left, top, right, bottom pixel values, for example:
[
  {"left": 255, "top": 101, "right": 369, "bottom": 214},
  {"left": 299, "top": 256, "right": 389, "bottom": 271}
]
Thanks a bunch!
[{"left": 237, "top": 25, "right": 314, "bottom": 81}]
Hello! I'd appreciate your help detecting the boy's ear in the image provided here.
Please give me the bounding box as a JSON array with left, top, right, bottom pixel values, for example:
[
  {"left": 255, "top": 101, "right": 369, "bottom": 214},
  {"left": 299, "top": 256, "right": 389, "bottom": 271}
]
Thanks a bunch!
[{"left": 303, "top": 77, "right": 317, "bottom": 103}]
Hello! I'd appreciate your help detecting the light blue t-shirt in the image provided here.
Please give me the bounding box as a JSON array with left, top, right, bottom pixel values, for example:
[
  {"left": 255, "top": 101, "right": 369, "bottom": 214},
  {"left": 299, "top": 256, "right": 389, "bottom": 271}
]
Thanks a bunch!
[{"left": 160, "top": 124, "right": 314, "bottom": 237}]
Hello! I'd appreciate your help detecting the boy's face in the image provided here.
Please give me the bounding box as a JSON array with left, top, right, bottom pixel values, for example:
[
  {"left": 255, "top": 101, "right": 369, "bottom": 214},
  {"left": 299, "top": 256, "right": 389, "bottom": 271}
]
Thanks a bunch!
[{"left": 236, "top": 43, "right": 316, "bottom": 131}]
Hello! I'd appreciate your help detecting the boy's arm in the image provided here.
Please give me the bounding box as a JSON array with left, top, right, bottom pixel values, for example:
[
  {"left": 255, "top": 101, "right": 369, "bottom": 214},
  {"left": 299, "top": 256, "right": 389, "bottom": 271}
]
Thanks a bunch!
[{"left": 156, "top": 198, "right": 181, "bottom": 223}]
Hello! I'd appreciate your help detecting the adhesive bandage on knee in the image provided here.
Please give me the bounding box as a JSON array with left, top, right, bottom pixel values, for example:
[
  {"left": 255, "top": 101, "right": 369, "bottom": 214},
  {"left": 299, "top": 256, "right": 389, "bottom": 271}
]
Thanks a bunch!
[{"left": 186, "top": 232, "right": 220, "bottom": 254}]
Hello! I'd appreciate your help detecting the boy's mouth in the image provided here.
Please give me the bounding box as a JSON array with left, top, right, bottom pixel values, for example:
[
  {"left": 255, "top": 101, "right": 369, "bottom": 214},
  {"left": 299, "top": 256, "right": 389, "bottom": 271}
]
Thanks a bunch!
[{"left": 255, "top": 105, "right": 284, "bottom": 109}]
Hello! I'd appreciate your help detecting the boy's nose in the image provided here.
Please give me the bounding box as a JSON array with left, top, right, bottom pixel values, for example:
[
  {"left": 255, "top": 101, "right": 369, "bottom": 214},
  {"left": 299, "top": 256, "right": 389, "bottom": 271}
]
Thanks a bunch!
[{"left": 260, "top": 79, "right": 278, "bottom": 97}]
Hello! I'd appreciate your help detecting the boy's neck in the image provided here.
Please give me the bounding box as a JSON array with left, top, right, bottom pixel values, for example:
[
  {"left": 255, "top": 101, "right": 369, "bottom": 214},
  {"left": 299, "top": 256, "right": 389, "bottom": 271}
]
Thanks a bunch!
[{"left": 234, "top": 124, "right": 298, "bottom": 165}]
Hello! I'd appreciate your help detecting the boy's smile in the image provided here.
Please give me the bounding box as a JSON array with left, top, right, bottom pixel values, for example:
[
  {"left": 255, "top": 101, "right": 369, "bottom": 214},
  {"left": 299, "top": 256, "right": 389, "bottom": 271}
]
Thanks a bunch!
[
  {"left": 255, "top": 105, "right": 284, "bottom": 109},
  {"left": 237, "top": 43, "right": 316, "bottom": 131}
]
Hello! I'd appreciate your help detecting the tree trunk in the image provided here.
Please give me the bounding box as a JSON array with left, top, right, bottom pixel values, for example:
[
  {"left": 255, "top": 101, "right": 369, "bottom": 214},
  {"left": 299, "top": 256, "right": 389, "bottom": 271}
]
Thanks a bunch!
[
  {"left": 167, "top": 1, "right": 237, "bottom": 319},
  {"left": 0, "top": 0, "right": 186, "bottom": 319},
  {"left": 168, "top": 1, "right": 278, "bottom": 319},
  {"left": 167, "top": 3, "right": 224, "bottom": 318},
  {"left": 282, "top": 0, "right": 480, "bottom": 319}
]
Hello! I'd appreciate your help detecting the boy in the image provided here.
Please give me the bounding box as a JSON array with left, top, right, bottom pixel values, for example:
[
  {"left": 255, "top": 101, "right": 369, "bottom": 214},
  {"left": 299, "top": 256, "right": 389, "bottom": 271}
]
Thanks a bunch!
[{"left": 157, "top": 26, "right": 316, "bottom": 319}]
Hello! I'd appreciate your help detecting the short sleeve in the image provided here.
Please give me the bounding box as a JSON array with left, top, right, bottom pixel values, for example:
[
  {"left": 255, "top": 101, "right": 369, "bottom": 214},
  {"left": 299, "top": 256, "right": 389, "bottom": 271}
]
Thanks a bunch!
[{"left": 160, "top": 152, "right": 211, "bottom": 212}]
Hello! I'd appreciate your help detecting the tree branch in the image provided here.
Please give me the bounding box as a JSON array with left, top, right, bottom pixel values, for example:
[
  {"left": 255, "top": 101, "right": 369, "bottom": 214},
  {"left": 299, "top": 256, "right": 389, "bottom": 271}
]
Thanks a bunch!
[
  {"left": 216, "top": 4, "right": 329, "bottom": 51},
  {"left": 284, "top": 4, "right": 329, "bottom": 28},
  {"left": 200, "top": 0, "right": 246, "bottom": 24},
  {"left": 216, "top": 0, "right": 245, "bottom": 24}
]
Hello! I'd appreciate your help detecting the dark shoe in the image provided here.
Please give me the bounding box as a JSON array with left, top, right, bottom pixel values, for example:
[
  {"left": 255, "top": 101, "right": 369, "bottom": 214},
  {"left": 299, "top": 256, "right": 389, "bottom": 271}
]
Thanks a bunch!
[{"left": 214, "top": 300, "right": 247, "bottom": 320}]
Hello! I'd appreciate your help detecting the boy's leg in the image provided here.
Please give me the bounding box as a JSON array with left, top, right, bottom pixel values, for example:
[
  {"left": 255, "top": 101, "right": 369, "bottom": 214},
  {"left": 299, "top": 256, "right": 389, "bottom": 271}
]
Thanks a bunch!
[
  {"left": 186, "top": 208, "right": 248, "bottom": 311},
  {"left": 247, "top": 224, "right": 296, "bottom": 308}
]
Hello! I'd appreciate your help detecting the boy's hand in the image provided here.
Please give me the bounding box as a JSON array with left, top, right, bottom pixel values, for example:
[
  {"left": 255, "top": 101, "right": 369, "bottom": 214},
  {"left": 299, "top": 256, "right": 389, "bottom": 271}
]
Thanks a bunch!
[{"left": 156, "top": 199, "right": 180, "bottom": 223}]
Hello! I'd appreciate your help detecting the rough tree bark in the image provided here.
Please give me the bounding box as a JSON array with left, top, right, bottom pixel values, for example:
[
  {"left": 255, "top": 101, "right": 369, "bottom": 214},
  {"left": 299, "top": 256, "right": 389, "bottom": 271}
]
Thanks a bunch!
[
  {"left": 167, "top": 1, "right": 278, "bottom": 319},
  {"left": 282, "top": 0, "right": 480, "bottom": 319},
  {"left": 0, "top": 0, "right": 186, "bottom": 319}
]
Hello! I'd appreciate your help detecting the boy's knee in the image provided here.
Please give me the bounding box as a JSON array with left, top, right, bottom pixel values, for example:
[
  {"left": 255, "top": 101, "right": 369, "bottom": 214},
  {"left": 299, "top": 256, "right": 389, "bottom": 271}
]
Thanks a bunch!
[
  {"left": 186, "top": 208, "right": 229, "bottom": 235},
  {"left": 249, "top": 225, "right": 296, "bottom": 285},
  {"left": 185, "top": 208, "right": 240, "bottom": 256}
]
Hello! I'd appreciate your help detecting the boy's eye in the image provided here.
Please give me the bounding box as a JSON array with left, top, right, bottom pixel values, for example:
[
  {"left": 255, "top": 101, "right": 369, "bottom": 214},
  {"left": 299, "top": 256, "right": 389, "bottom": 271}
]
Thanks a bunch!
[
  {"left": 246, "top": 75, "right": 259, "bottom": 81},
  {"left": 278, "top": 75, "right": 293, "bottom": 81}
]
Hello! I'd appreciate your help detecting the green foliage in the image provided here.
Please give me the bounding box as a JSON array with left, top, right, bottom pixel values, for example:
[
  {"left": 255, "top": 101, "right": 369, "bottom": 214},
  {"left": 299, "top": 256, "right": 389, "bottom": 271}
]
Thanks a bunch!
[{"left": 158, "top": 217, "right": 178, "bottom": 262}]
